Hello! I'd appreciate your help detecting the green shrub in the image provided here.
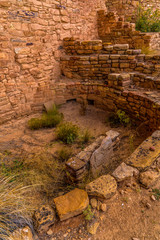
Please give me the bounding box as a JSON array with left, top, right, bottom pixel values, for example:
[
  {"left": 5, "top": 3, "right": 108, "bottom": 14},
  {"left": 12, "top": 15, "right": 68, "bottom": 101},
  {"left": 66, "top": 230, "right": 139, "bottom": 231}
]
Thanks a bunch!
[
  {"left": 41, "top": 113, "right": 63, "bottom": 128},
  {"left": 107, "top": 110, "right": 130, "bottom": 127},
  {"left": 117, "top": 110, "right": 130, "bottom": 126},
  {"left": 28, "top": 118, "right": 43, "bottom": 130},
  {"left": 57, "top": 147, "right": 72, "bottom": 162},
  {"left": 136, "top": 6, "right": 160, "bottom": 32},
  {"left": 28, "top": 104, "right": 63, "bottom": 130},
  {"left": 57, "top": 122, "right": 79, "bottom": 144}
]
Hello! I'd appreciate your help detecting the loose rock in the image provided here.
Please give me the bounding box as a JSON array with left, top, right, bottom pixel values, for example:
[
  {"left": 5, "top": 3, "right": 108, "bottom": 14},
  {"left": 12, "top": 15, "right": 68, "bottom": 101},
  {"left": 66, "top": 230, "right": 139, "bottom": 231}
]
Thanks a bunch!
[
  {"left": 87, "top": 221, "right": 100, "bottom": 235},
  {"left": 100, "top": 203, "right": 107, "bottom": 212},
  {"left": 54, "top": 188, "right": 89, "bottom": 221},
  {"left": 33, "top": 205, "right": 56, "bottom": 234},
  {"left": 112, "top": 162, "right": 139, "bottom": 182},
  {"left": 86, "top": 175, "right": 117, "bottom": 199},
  {"left": 90, "top": 198, "right": 98, "bottom": 209},
  {"left": 151, "top": 195, "right": 156, "bottom": 201},
  {"left": 140, "top": 170, "right": 160, "bottom": 188},
  {"left": 9, "top": 226, "right": 34, "bottom": 240}
]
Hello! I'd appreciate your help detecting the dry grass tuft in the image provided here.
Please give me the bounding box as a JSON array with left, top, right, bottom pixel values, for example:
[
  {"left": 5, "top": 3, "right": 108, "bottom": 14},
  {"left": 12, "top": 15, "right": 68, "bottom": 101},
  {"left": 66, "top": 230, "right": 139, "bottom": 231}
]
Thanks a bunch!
[{"left": 0, "top": 175, "right": 39, "bottom": 240}]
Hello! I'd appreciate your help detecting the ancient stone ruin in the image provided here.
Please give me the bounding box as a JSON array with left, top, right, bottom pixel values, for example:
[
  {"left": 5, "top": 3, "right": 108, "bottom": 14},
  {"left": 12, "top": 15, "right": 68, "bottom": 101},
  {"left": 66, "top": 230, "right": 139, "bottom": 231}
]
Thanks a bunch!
[{"left": 0, "top": 0, "right": 160, "bottom": 239}]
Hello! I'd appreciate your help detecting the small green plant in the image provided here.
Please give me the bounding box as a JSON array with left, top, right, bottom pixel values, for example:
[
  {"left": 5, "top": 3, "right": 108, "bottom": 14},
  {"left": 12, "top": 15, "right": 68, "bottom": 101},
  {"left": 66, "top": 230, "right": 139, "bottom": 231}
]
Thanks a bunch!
[
  {"left": 107, "top": 110, "right": 130, "bottom": 127},
  {"left": 57, "top": 147, "right": 72, "bottom": 162},
  {"left": 152, "top": 188, "right": 160, "bottom": 200},
  {"left": 117, "top": 110, "right": 130, "bottom": 126},
  {"left": 80, "top": 129, "right": 91, "bottom": 144},
  {"left": 56, "top": 122, "right": 79, "bottom": 144},
  {"left": 28, "top": 104, "right": 63, "bottom": 130},
  {"left": 136, "top": 6, "right": 160, "bottom": 32},
  {"left": 83, "top": 205, "right": 94, "bottom": 221}
]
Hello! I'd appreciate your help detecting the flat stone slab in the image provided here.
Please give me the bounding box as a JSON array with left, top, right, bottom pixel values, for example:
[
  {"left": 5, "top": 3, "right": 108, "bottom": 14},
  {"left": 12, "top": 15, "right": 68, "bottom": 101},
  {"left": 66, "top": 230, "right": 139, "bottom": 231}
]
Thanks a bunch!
[
  {"left": 54, "top": 188, "right": 89, "bottom": 221},
  {"left": 66, "top": 157, "right": 86, "bottom": 171},
  {"left": 140, "top": 170, "right": 160, "bottom": 188},
  {"left": 86, "top": 175, "right": 117, "bottom": 199},
  {"left": 112, "top": 162, "right": 139, "bottom": 182},
  {"left": 126, "top": 131, "right": 160, "bottom": 170}
]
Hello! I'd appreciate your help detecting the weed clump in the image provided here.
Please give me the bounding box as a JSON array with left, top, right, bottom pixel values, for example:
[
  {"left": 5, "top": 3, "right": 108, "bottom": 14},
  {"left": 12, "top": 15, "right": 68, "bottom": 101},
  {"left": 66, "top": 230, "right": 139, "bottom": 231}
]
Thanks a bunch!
[
  {"left": 80, "top": 129, "right": 91, "bottom": 144},
  {"left": 83, "top": 205, "right": 94, "bottom": 221},
  {"left": 0, "top": 175, "right": 37, "bottom": 240},
  {"left": 107, "top": 110, "right": 130, "bottom": 127},
  {"left": 57, "top": 122, "right": 79, "bottom": 144},
  {"left": 57, "top": 147, "right": 72, "bottom": 162},
  {"left": 28, "top": 104, "right": 63, "bottom": 130}
]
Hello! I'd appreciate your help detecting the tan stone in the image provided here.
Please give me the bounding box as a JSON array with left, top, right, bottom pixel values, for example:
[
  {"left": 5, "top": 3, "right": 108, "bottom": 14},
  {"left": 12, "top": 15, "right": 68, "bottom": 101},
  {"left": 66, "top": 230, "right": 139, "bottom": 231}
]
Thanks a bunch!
[
  {"left": 54, "top": 188, "right": 89, "bottom": 221},
  {"left": 9, "top": 226, "right": 33, "bottom": 240},
  {"left": 87, "top": 221, "right": 99, "bottom": 235},
  {"left": 140, "top": 170, "right": 160, "bottom": 188},
  {"left": 86, "top": 175, "right": 117, "bottom": 199},
  {"left": 112, "top": 162, "right": 139, "bottom": 182}
]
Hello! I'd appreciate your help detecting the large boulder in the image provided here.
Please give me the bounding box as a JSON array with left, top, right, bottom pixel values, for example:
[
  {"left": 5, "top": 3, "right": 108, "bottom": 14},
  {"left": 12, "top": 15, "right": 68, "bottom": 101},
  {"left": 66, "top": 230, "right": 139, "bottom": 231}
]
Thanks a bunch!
[
  {"left": 54, "top": 188, "right": 89, "bottom": 221},
  {"left": 86, "top": 174, "right": 117, "bottom": 199}
]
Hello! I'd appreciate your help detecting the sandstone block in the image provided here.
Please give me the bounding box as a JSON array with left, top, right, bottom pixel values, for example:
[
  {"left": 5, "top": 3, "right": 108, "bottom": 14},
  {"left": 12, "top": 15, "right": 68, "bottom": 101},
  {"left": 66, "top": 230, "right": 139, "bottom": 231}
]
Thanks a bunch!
[
  {"left": 126, "top": 130, "right": 160, "bottom": 170},
  {"left": 140, "top": 170, "right": 160, "bottom": 188},
  {"left": 112, "top": 162, "right": 139, "bottom": 182},
  {"left": 54, "top": 188, "right": 89, "bottom": 221},
  {"left": 86, "top": 175, "right": 117, "bottom": 199}
]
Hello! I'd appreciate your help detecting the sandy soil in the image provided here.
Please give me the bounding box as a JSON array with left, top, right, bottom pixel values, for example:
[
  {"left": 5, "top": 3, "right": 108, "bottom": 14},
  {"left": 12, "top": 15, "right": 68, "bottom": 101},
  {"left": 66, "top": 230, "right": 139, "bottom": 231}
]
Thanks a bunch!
[{"left": 48, "top": 182, "right": 160, "bottom": 240}]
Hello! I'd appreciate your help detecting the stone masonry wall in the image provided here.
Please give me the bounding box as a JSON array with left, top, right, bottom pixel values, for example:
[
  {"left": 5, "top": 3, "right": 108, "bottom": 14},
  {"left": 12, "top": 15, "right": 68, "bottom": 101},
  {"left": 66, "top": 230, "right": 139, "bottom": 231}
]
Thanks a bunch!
[
  {"left": 97, "top": 11, "right": 160, "bottom": 49},
  {"left": 105, "top": 0, "right": 160, "bottom": 22},
  {"left": 0, "top": 0, "right": 105, "bottom": 123},
  {"left": 61, "top": 39, "right": 160, "bottom": 84},
  {"left": 59, "top": 38, "right": 160, "bottom": 130}
]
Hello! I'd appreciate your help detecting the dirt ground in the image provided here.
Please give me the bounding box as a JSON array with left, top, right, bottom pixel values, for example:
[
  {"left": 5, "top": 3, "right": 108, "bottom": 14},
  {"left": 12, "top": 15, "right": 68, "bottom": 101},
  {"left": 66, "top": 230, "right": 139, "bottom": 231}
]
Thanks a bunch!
[
  {"left": 0, "top": 101, "right": 157, "bottom": 240},
  {"left": 47, "top": 181, "right": 160, "bottom": 240}
]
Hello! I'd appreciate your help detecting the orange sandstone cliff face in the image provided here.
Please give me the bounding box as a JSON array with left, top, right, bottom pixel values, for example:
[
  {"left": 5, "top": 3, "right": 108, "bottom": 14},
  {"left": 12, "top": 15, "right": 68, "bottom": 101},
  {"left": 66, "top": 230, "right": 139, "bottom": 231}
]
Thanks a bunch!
[{"left": 0, "top": 0, "right": 106, "bottom": 123}]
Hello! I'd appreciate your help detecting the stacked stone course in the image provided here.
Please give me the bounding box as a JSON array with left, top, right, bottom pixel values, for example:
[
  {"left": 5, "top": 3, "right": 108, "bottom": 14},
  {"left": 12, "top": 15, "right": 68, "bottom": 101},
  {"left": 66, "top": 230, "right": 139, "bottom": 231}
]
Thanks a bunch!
[
  {"left": 59, "top": 37, "right": 160, "bottom": 129},
  {"left": 97, "top": 11, "right": 160, "bottom": 49}
]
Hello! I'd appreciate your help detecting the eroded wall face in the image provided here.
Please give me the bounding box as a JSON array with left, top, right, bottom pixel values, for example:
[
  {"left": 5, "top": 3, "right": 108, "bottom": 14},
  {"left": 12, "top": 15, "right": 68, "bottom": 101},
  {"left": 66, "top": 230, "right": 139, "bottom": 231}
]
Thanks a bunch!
[
  {"left": 105, "top": 0, "right": 160, "bottom": 21},
  {"left": 0, "top": 0, "right": 106, "bottom": 123}
]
